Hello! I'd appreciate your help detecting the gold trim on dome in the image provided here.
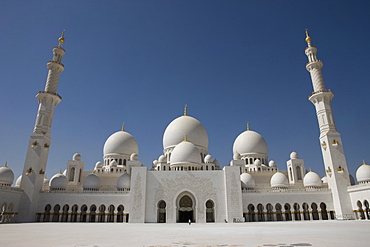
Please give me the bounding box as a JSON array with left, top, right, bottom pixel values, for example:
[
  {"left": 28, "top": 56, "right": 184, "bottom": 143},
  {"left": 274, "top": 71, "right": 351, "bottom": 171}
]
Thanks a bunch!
[{"left": 121, "top": 122, "right": 125, "bottom": 131}]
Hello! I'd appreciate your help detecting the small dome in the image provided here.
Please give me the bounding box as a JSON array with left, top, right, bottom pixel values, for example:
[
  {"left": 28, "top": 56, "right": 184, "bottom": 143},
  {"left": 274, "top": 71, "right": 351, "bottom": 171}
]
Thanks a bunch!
[
  {"left": 269, "top": 160, "right": 276, "bottom": 167},
  {"left": 270, "top": 172, "right": 288, "bottom": 188},
  {"left": 356, "top": 162, "right": 370, "bottom": 183},
  {"left": 204, "top": 154, "right": 214, "bottom": 163},
  {"left": 110, "top": 160, "right": 118, "bottom": 167},
  {"left": 117, "top": 173, "right": 131, "bottom": 189},
  {"left": 72, "top": 153, "right": 81, "bottom": 161},
  {"left": 170, "top": 141, "right": 201, "bottom": 166},
  {"left": 163, "top": 115, "right": 208, "bottom": 151},
  {"left": 95, "top": 161, "right": 103, "bottom": 169},
  {"left": 290, "top": 151, "right": 298, "bottom": 159},
  {"left": 240, "top": 173, "right": 255, "bottom": 188},
  {"left": 158, "top": 154, "right": 166, "bottom": 163},
  {"left": 233, "top": 152, "right": 241, "bottom": 160},
  {"left": 83, "top": 173, "right": 100, "bottom": 190},
  {"left": 233, "top": 130, "right": 268, "bottom": 156},
  {"left": 130, "top": 153, "right": 138, "bottom": 161},
  {"left": 15, "top": 175, "right": 22, "bottom": 188},
  {"left": 321, "top": 176, "right": 328, "bottom": 184},
  {"left": 254, "top": 159, "right": 261, "bottom": 166},
  {"left": 152, "top": 160, "right": 158, "bottom": 167},
  {"left": 103, "top": 131, "right": 139, "bottom": 156},
  {"left": 0, "top": 164, "right": 14, "bottom": 186},
  {"left": 303, "top": 171, "right": 322, "bottom": 187},
  {"left": 49, "top": 173, "right": 68, "bottom": 190}
]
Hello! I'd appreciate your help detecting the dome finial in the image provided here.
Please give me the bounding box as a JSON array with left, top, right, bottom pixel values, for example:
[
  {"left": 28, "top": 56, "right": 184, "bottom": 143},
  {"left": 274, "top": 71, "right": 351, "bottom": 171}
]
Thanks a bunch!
[
  {"left": 4, "top": 162, "right": 8, "bottom": 167},
  {"left": 183, "top": 134, "right": 188, "bottom": 142},
  {"left": 121, "top": 122, "right": 125, "bottom": 131},
  {"left": 59, "top": 169, "right": 63, "bottom": 174},
  {"left": 58, "top": 29, "right": 66, "bottom": 48},
  {"left": 363, "top": 160, "right": 367, "bottom": 165},
  {"left": 246, "top": 121, "right": 250, "bottom": 131},
  {"left": 305, "top": 29, "right": 312, "bottom": 46},
  {"left": 184, "top": 104, "right": 187, "bottom": 116}
]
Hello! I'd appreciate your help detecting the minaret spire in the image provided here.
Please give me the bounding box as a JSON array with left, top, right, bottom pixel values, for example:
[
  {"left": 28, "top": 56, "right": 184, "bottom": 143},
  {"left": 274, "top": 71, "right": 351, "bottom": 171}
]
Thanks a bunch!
[
  {"left": 19, "top": 31, "right": 66, "bottom": 222},
  {"left": 305, "top": 30, "right": 353, "bottom": 220}
]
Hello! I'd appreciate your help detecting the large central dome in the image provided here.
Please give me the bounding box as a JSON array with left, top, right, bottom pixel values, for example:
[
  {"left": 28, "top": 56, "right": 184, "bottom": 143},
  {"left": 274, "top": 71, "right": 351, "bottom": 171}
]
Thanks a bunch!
[
  {"left": 233, "top": 130, "right": 268, "bottom": 156},
  {"left": 163, "top": 115, "right": 208, "bottom": 151},
  {"left": 103, "top": 131, "right": 138, "bottom": 156}
]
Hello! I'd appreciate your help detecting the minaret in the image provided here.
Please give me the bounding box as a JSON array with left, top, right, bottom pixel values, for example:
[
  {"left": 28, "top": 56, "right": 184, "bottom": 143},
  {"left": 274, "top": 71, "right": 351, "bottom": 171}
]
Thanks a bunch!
[
  {"left": 305, "top": 30, "right": 353, "bottom": 220},
  {"left": 18, "top": 31, "right": 66, "bottom": 222}
]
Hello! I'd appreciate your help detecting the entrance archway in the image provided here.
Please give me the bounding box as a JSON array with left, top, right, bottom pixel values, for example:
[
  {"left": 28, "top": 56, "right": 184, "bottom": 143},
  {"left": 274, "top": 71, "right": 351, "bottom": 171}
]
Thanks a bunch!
[{"left": 178, "top": 195, "right": 194, "bottom": 223}]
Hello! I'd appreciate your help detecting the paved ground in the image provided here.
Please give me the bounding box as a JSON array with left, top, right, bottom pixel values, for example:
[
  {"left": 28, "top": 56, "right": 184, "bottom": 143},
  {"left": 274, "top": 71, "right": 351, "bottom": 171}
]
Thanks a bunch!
[{"left": 1, "top": 221, "right": 369, "bottom": 247}]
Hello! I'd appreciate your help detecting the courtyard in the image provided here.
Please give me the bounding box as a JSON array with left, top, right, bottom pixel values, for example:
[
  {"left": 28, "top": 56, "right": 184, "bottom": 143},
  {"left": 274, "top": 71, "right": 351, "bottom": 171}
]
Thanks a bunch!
[{"left": 0, "top": 220, "right": 369, "bottom": 247}]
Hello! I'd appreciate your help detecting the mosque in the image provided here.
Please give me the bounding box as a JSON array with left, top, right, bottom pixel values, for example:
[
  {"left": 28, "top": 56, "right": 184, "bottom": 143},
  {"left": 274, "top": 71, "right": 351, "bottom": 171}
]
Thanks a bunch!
[{"left": 0, "top": 31, "right": 370, "bottom": 224}]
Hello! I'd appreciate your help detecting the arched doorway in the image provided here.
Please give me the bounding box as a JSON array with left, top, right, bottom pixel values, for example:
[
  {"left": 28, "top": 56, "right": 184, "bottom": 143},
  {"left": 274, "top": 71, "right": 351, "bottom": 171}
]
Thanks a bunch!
[
  {"left": 178, "top": 195, "right": 194, "bottom": 223},
  {"left": 157, "top": 200, "right": 166, "bottom": 223},
  {"left": 205, "top": 200, "right": 215, "bottom": 223}
]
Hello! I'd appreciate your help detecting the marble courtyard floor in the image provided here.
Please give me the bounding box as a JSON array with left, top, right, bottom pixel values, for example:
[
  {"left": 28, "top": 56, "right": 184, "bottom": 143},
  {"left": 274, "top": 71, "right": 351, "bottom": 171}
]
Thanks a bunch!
[{"left": 1, "top": 220, "right": 369, "bottom": 247}]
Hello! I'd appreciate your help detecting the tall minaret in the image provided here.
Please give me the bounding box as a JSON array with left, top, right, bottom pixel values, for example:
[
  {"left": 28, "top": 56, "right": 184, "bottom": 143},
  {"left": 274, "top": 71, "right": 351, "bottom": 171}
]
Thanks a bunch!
[
  {"left": 18, "top": 31, "right": 66, "bottom": 222},
  {"left": 305, "top": 30, "right": 353, "bottom": 220}
]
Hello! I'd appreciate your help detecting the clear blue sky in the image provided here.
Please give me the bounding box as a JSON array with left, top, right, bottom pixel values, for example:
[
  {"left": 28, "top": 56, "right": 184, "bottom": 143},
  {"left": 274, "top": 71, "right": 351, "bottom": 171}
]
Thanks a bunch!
[{"left": 1, "top": 0, "right": 369, "bottom": 181}]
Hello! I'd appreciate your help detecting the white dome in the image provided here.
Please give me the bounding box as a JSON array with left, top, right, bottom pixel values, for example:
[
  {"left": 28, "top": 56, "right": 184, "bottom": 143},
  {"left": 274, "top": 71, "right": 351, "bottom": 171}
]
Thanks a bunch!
[
  {"left": 303, "top": 171, "right": 322, "bottom": 187},
  {"left": 170, "top": 141, "right": 201, "bottom": 166},
  {"left": 62, "top": 169, "right": 67, "bottom": 176},
  {"left": 95, "top": 161, "right": 103, "bottom": 169},
  {"left": 43, "top": 177, "right": 50, "bottom": 186},
  {"left": 233, "top": 152, "right": 241, "bottom": 160},
  {"left": 290, "top": 151, "right": 298, "bottom": 159},
  {"left": 0, "top": 164, "right": 14, "bottom": 186},
  {"left": 103, "top": 131, "right": 138, "bottom": 156},
  {"left": 356, "top": 163, "right": 370, "bottom": 183},
  {"left": 72, "top": 153, "right": 81, "bottom": 161},
  {"left": 152, "top": 160, "right": 158, "bottom": 167},
  {"left": 110, "top": 160, "right": 118, "bottom": 167},
  {"left": 233, "top": 130, "right": 268, "bottom": 156},
  {"left": 269, "top": 160, "right": 276, "bottom": 167},
  {"left": 130, "top": 153, "right": 138, "bottom": 161},
  {"left": 49, "top": 173, "right": 68, "bottom": 190},
  {"left": 254, "top": 159, "right": 261, "bottom": 166},
  {"left": 163, "top": 115, "right": 208, "bottom": 151},
  {"left": 240, "top": 173, "right": 255, "bottom": 188},
  {"left": 15, "top": 175, "right": 22, "bottom": 188},
  {"left": 270, "top": 172, "right": 288, "bottom": 188},
  {"left": 321, "top": 176, "right": 328, "bottom": 183},
  {"left": 117, "top": 173, "right": 131, "bottom": 189},
  {"left": 158, "top": 154, "right": 166, "bottom": 163},
  {"left": 204, "top": 154, "right": 213, "bottom": 163},
  {"left": 83, "top": 173, "right": 100, "bottom": 190}
]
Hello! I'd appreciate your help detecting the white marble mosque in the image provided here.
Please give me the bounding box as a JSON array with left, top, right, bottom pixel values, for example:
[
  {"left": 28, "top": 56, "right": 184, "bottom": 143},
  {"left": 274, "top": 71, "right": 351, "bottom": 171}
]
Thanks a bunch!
[{"left": 1, "top": 31, "right": 370, "bottom": 224}]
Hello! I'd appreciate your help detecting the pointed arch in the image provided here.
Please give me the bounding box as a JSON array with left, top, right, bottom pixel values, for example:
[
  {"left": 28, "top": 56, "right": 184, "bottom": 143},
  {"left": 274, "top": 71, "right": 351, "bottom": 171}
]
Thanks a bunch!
[
  {"left": 157, "top": 200, "right": 166, "bottom": 223},
  {"left": 206, "top": 200, "right": 215, "bottom": 223},
  {"left": 61, "top": 204, "right": 69, "bottom": 222},
  {"left": 43, "top": 204, "right": 51, "bottom": 222},
  {"left": 80, "top": 205, "right": 88, "bottom": 222},
  {"left": 89, "top": 205, "right": 97, "bottom": 222}
]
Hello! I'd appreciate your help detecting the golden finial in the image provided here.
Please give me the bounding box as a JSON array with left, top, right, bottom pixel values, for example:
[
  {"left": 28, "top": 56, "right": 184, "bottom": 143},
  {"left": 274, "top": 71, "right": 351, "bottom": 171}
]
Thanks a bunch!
[
  {"left": 58, "top": 29, "right": 65, "bottom": 47},
  {"left": 363, "top": 160, "right": 367, "bottom": 165},
  {"left": 184, "top": 104, "right": 187, "bottom": 116},
  {"left": 246, "top": 121, "right": 250, "bottom": 131},
  {"left": 309, "top": 167, "right": 312, "bottom": 172},
  {"left": 183, "top": 134, "right": 188, "bottom": 142},
  {"left": 305, "top": 29, "right": 312, "bottom": 44},
  {"left": 4, "top": 162, "right": 8, "bottom": 167},
  {"left": 121, "top": 122, "right": 125, "bottom": 131},
  {"left": 59, "top": 169, "right": 63, "bottom": 174}
]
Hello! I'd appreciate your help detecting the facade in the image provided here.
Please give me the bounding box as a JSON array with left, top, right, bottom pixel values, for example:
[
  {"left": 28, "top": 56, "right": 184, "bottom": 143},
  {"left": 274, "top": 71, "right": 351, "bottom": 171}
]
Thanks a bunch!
[{"left": 1, "top": 31, "right": 370, "bottom": 224}]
